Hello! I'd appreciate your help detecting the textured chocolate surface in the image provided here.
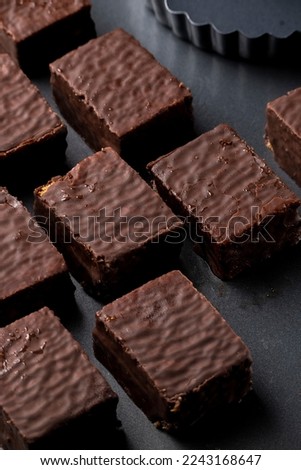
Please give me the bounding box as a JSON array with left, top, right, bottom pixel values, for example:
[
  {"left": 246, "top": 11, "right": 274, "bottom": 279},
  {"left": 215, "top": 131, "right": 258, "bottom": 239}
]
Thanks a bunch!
[
  {"left": 50, "top": 28, "right": 193, "bottom": 161},
  {"left": 34, "top": 148, "right": 183, "bottom": 296},
  {"left": 0, "top": 307, "right": 118, "bottom": 449},
  {"left": 0, "top": 0, "right": 95, "bottom": 74},
  {"left": 148, "top": 124, "right": 301, "bottom": 279},
  {"left": 0, "top": 187, "right": 73, "bottom": 325},
  {"left": 0, "top": 0, "right": 91, "bottom": 42},
  {"left": 10, "top": 0, "right": 301, "bottom": 451},
  {"left": 0, "top": 53, "right": 67, "bottom": 187},
  {"left": 94, "top": 270, "right": 252, "bottom": 430},
  {"left": 0, "top": 53, "right": 64, "bottom": 154},
  {"left": 266, "top": 87, "right": 301, "bottom": 187}
]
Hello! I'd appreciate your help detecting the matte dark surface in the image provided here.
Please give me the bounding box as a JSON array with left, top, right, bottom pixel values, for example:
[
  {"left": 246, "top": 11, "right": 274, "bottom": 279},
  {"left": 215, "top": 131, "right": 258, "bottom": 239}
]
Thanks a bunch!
[
  {"left": 167, "top": 0, "right": 301, "bottom": 36},
  {"left": 148, "top": 0, "right": 301, "bottom": 62},
  {"left": 20, "top": 0, "right": 301, "bottom": 450}
]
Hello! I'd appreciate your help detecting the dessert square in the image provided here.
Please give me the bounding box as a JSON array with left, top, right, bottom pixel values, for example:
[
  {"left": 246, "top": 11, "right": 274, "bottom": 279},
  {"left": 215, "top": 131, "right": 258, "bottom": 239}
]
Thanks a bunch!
[
  {"left": 266, "top": 87, "right": 301, "bottom": 187},
  {"left": 0, "top": 53, "right": 67, "bottom": 189},
  {"left": 148, "top": 124, "right": 301, "bottom": 279},
  {"left": 0, "top": 187, "right": 73, "bottom": 326},
  {"left": 34, "top": 148, "right": 184, "bottom": 297},
  {"left": 0, "top": 0, "right": 95, "bottom": 75},
  {"left": 0, "top": 307, "right": 118, "bottom": 449},
  {"left": 50, "top": 28, "right": 194, "bottom": 163},
  {"left": 93, "top": 270, "right": 252, "bottom": 431}
]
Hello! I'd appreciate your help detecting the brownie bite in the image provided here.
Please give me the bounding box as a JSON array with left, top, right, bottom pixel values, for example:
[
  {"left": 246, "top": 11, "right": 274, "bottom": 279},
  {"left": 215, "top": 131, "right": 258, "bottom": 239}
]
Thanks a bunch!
[
  {"left": 266, "top": 87, "right": 301, "bottom": 187},
  {"left": 0, "top": 0, "right": 95, "bottom": 75},
  {"left": 0, "top": 53, "right": 67, "bottom": 189},
  {"left": 0, "top": 307, "right": 118, "bottom": 449},
  {"left": 0, "top": 187, "right": 74, "bottom": 326},
  {"left": 50, "top": 28, "right": 193, "bottom": 163},
  {"left": 93, "top": 270, "right": 252, "bottom": 431},
  {"left": 34, "top": 148, "right": 184, "bottom": 297},
  {"left": 148, "top": 124, "right": 301, "bottom": 280}
]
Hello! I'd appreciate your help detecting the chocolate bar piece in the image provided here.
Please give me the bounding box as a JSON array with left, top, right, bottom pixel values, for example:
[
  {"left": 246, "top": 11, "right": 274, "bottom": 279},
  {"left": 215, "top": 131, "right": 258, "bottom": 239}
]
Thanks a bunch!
[
  {"left": 34, "top": 148, "right": 184, "bottom": 297},
  {"left": 0, "top": 53, "right": 67, "bottom": 189},
  {"left": 265, "top": 87, "right": 301, "bottom": 187},
  {"left": 50, "top": 28, "right": 193, "bottom": 163},
  {"left": 0, "top": 187, "right": 74, "bottom": 326},
  {"left": 0, "top": 307, "right": 118, "bottom": 449},
  {"left": 93, "top": 270, "right": 252, "bottom": 431},
  {"left": 0, "top": 0, "right": 95, "bottom": 75},
  {"left": 148, "top": 124, "right": 301, "bottom": 280}
]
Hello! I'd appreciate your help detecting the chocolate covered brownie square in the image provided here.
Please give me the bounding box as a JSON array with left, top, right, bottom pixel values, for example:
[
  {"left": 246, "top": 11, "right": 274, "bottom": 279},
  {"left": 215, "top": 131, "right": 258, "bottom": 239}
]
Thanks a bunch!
[
  {"left": 0, "top": 0, "right": 95, "bottom": 75},
  {"left": 50, "top": 28, "right": 193, "bottom": 163},
  {"left": 0, "top": 53, "right": 67, "bottom": 189},
  {"left": 93, "top": 270, "right": 252, "bottom": 431},
  {"left": 266, "top": 87, "right": 301, "bottom": 187},
  {"left": 148, "top": 124, "right": 301, "bottom": 279},
  {"left": 0, "top": 187, "right": 73, "bottom": 326},
  {"left": 0, "top": 307, "right": 118, "bottom": 449},
  {"left": 34, "top": 148, "right": 184, "bottom": 297}
]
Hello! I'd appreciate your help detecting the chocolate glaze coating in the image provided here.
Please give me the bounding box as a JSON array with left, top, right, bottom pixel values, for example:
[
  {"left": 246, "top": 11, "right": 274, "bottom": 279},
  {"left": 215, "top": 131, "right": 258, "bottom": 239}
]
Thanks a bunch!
[
  {"left": 0, "top": 187, "right": 73, "bottom": 325},
  {"left": 0, "top": 53, "right": 67, "bottom": 189},
  {"left": 34, "top": 148, "right": 184, "bottom": 297},
  {"left": 93, "top": 270, "right": 252, "bottom": 431},
  {"left": 0, "top": 307, "right": 118, "bottom": 449},
  {"left": 266, "top": 87, "right": 301, "bottom": 187},
  {"left": 0, "top": 0, "right": 95, "bottom": 75},
  {"left": 148, "top": 124, "right": 301, "bottom": 279},
  {"left": 50, "top": 28, "right": 194, "bottom": 163}
]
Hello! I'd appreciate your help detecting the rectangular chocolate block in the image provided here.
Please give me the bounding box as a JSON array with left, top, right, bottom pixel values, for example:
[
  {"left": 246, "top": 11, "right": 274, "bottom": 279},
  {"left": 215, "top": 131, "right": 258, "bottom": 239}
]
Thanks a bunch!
[
  {"left": 147, "top": 124, "right": 301, "bottom": 280},
  {"left": 0, "top": 0, "right": 95, "bottom": 75},
  {"left": 0, "top": 187, "right": 74, "bottom": 326},
  {"left": 0, "top": 307, "right": 118, "bottom": 449},
  {"left": 0, "top": 53, "right": 67, "bottom": 190},
  {"left": 265, "top": 87, "right": 301, "bottom": 187},
  {"left": 50, "top": 28, "right": 194, "bottom": 164},
  {"left": 93, "top": 270, "right": 252, "bottom": 431},
  {"left": 34, "top": 148, "right": 184, "bottom": 297}
]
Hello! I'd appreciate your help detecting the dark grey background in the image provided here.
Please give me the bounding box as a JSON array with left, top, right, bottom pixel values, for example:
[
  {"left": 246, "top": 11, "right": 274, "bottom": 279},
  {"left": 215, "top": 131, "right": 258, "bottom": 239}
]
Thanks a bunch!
[
  {"left": 167, "top": 0, "right": 301, "bottom": 36},
  {"left": 31, "top": 0, "right": 301, "bottom": 450}
]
